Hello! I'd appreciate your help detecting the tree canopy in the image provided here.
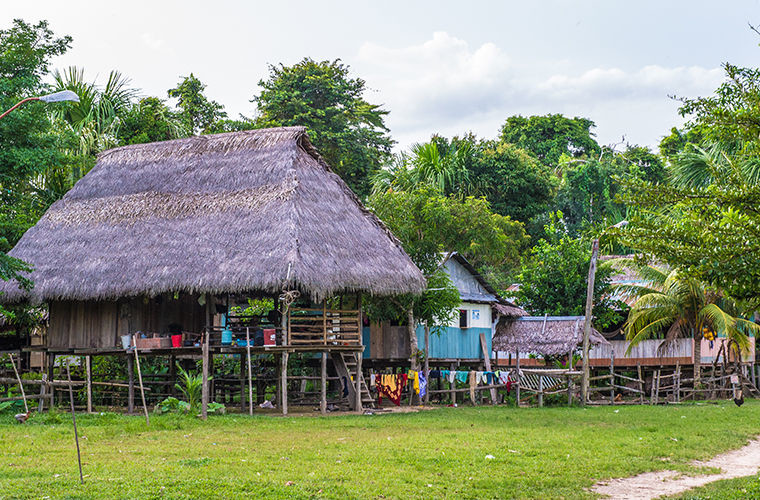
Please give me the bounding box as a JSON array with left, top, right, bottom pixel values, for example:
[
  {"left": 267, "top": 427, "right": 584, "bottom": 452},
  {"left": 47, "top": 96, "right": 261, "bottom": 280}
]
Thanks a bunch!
[{"left": 253, "top": 58, "right": 394, "bottom": 198}]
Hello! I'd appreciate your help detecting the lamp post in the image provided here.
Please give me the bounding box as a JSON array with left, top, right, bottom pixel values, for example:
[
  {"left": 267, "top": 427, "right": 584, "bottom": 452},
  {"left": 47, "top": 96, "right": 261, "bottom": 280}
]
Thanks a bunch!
[
  {"left": 580, "top": 220, "right": 628, "bottom": 406},
  {"left": 0, "top": 90, "right": 79, "bottom": 121}
]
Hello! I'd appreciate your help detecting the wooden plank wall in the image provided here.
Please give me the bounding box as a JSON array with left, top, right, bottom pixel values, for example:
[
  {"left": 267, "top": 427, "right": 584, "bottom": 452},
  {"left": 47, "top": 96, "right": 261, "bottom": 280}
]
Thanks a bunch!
[
  {"left": 369, "top": 322, "right": 409, "bottom": 359},
  {"left": 48, "top": 293, "right": 205, "bottom": 349}
]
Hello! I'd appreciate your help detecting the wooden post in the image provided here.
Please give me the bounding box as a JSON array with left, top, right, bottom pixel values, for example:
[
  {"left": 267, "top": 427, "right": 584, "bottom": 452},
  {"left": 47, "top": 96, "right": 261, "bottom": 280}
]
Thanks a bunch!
[
  {"left": 65, "top": 361, "right": 84, "bottom": 485},
  {"left": 322, "top": 300, "right": 327, "bottom": 345},
  {"left": 320, "top": 351, "right": 327, "bottom": 415},
  {"left": 676, "top": 364, "right": 681, "bottom": 403},
  {"left": 47, "top": 353, "right": 55, "bottom": 412},
  {"left": 610, "top": 350, "right": 615, "bottom": 405},
  {"left": 8, "top": 353, "right": 28, "bottom": 414},
  {"left": 538, "top": 374, "right": 544, "bottom": 407},
  {"left": 280, "top": 352, "right": 289, "bottom": 416},
  {"left": 450, "top": 362, "right": 456, "bottom": 406},
  {"left": 132, "top": 335, "right": 150, "bottom": 426},
  {"left": 127, "top": 355, "right": 135, "bottom": 415},
  {"left": 85, "top": 355, "right": 92, "bottom": 413},
  {"left": 354, "top": 352, "right": 362, "bottom": 412},
  {"left": 479, "top": 332, "right": 496, "bottom": 405},
  {"left": 637, "top": 364, "right": 644, "bottom": 404},
  {"left": 246, "top": 327, "right": 253, "bottom": 416},
  {"left": 38, "top": 373, "right": 48, "bottom": 413},
  {"left": 424, "top": 323, "right": 430, "bottom": 405},
  {"left": 169, "top": 354, "right": 176, "bottom": 398},
  {"left": 581, "top": 239, "right": 600, "bottom": 406},
  {"left": 567, "top": 373, "right": 573, "bottom": 406},
  {"left": 201, "top": 329, "right": 209, "bottom": 420},
  {"left": 515, "top": 349, "right": 521, "bottom": 406}
]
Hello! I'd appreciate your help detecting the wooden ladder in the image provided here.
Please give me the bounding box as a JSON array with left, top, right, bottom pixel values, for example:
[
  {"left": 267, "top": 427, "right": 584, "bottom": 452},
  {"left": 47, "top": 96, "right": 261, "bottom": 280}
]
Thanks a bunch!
[{"left": 330, "top": 352, "right": 374, "bottom": 409}]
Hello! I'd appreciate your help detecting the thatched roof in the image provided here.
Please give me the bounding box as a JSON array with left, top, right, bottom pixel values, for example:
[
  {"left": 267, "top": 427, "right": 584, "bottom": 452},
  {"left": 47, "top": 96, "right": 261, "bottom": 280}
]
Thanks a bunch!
[
  {"left": 1, "top": 127, "right": 426, "bottom": 303},
  {"left": 493, "top": 316, "right": 609, "bottom": 356},
  {"left": 493, "top": 302, "right": 528, "bottom": 318}
]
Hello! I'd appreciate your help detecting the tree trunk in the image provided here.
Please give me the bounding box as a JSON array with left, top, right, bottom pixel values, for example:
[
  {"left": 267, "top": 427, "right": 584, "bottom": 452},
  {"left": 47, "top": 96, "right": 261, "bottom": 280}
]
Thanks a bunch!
[
  {"left": 693, "top": 333, "right": 702, "bottom": 387},
  {"left": 407, "top": 308, "right": 419, "bottom": 371}
]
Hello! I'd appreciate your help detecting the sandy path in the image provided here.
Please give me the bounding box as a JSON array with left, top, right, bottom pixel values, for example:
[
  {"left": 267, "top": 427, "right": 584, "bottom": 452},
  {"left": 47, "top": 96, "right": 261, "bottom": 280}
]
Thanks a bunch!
[{"left": 591, "top": 438, "right": 760, "bottom": 499}]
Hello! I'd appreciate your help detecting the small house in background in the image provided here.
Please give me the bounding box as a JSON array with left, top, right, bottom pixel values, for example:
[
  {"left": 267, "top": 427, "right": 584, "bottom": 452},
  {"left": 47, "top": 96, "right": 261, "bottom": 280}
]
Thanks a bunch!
[{"left": 364, "top": 252, "right": 526, "bottom": 361}]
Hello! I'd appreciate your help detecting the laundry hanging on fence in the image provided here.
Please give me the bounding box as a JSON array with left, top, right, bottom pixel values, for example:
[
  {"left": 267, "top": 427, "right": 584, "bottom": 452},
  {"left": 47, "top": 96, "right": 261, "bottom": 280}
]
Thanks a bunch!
[
  {"left": 456, "top": 370, "right": 469, "bottom": 384},
  {"left": 448, "top": 370, "right": 457, "bottom": 383},
  {"left": 419, "top": 372, "right": 427, "bottom": 398},
  {"left": 376, "top": 373, "right": 407, "bottom": 406},
  {"left": 429, "top": 370, "right": 441, "bottom": 379}
]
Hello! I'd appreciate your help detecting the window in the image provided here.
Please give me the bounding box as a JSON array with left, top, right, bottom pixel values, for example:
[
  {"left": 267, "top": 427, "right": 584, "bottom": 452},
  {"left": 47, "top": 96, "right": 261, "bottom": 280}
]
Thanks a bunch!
[{"left": 459, "top": 309, "right": 469, "bottom": 328}]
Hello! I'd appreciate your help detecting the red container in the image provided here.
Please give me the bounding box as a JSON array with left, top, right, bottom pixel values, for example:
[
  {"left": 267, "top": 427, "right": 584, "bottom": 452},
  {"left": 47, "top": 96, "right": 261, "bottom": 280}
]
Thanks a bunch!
[
  {"left": 263, "top": 328, "right": 276, "bottom": 346},
  {"left": 171, "top": 334, "right": 182, "bottom": 348}
]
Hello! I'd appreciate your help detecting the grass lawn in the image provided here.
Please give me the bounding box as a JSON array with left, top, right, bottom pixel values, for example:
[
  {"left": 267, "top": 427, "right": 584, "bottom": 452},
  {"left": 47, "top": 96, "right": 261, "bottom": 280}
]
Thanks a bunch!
[
  {"left": 668, "top": 474, "right": 760, "bottom": 499},
  {"left": 1, "top": 401, "right": 760, "bottom": 499}
]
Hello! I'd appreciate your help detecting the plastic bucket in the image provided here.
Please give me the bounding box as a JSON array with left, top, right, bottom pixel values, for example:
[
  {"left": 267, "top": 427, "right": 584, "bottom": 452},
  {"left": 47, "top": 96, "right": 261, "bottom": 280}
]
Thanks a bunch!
[
  {"left": 221, "top": 328, "right": 233, "bottom": 345},
  {"left": 171, "top": 334, "right": 182, "bottom": 348},
  {"left": 121, "top": 334, "right": 131, "bottom": 349}
]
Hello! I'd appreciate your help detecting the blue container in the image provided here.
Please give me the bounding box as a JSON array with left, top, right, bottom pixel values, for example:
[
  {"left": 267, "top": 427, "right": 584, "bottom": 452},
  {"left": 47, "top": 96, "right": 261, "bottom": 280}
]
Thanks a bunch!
[{"left": 221, "top": 328, "right": 233, "bottom": 345}]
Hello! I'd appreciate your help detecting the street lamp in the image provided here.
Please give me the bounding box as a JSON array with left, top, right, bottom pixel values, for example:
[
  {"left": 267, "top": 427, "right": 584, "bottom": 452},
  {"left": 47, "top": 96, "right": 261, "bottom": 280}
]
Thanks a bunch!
[
  {"left": 0, "top": 90, "right": 79, "bottom": 121},
  {"left": 580, "top": 219, "right": 628, "bottom": 405}
]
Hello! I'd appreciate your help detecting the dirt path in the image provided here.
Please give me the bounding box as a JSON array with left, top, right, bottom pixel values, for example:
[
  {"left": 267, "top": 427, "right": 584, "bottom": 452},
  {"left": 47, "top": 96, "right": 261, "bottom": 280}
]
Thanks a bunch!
[{"left": 591, "top": 438, "right": 760, "bottom": 499}]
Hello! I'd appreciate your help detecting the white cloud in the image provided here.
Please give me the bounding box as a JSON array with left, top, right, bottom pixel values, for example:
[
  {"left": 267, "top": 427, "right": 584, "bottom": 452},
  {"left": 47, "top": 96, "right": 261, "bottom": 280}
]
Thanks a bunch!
[{"left": 355, "top": 32, "right": 725, "bottom": 151}]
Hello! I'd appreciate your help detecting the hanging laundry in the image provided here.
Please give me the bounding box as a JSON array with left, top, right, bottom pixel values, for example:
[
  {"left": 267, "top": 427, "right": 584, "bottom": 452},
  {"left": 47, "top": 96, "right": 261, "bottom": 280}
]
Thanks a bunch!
[
  {"left": 448, "top": 370, "right": 457, "bottom": 384},
  {"left": 370, "top": 373, "right": 376, "bottom": 387},
  {"left": 410, "top": 370, "right": 421, "bottom": 395},
  {"left": 456, "top": 370, "right": 469, "bottom": 384},
  {"left": 429, "top": 370, "right": 441, "bottom": 379},
  {"left": 485, "top": 372, "right": 495, "bottom": 385},
  {"left": 498, "top": 371, "right": 510, "bottom": 384},
  {"left": 468, "top": 371, "right": 477, "bottom": 402},
  {"left": 476, "top": 371, "right": 485, "bottom": 384},
  {"left": 419, "top": 372, "right": 427, "bottom": 398},
  {"left": 341, "top": 376, "right": 349, "bottom": 398},
  {"left": 376, "top": 374, "right": 407, "bottom": 406}
]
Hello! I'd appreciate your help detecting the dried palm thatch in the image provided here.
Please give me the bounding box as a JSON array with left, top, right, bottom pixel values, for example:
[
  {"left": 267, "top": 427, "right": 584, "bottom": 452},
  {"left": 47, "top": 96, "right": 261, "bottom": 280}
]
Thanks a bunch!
[
  {"left": 1, "top": 127, "right": 426, "bottom": 303},
  {"left": 493, "top": 302, "right": 528, "bottom": 318},
  {"left": 493, "top": 316, "right": 609, "bottom": 356}
]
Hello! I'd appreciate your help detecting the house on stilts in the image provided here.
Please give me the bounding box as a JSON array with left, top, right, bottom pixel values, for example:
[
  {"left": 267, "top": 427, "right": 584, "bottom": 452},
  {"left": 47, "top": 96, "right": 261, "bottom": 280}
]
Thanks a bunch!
[{"left": 0, "top": 126, "right": 426, "bottom": 414}]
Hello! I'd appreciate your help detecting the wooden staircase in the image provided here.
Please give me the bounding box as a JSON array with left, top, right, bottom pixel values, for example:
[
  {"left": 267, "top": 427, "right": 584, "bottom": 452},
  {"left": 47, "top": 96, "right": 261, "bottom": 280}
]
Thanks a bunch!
[{"left": 330, "top": 352, "right": 374, "bottom": 410}]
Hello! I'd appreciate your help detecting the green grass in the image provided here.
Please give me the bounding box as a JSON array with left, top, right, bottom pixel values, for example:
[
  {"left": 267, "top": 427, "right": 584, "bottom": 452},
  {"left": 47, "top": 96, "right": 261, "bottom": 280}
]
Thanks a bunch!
[
  {"left": 667, "top": 474, "right": 760, "bottom": 499},
  {"left": 1, "top": 402, "right": 760, "bottom": 499}
]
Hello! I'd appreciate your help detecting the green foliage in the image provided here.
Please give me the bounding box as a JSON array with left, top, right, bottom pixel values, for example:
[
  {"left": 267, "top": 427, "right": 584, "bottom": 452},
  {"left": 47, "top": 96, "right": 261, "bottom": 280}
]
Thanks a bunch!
[
  {"left": 175, "top": 365, "right": 204, "bottom": 410},
  {"left": 167, "top": 73, "right": 227, "bottom": 135},
  {"left": 500, "top": 114, "right": 600, "bottom": 168},
  {"left": 118, "top": 97, "right": 186, "bottom": 145},
  {"left": 254, "top": 58, "right": 393, "bottom": 197},
  {"left": 471, "top": 140, "right": 557, "bottom": 226},
  {"left": 515, "top": 213, "right": 622, "bottom": 327}
]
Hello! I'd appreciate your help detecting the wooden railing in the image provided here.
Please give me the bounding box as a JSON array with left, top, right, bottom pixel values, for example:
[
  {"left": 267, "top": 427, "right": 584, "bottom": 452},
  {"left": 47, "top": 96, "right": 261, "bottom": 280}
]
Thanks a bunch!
[{"left": 287, "top": 307, "right": 361, "bottom": 346}]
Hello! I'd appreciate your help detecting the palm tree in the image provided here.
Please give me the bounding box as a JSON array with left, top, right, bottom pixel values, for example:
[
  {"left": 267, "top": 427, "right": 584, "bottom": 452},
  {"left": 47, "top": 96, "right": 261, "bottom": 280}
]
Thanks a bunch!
[
  {"left": 609, "top": 259, "right": 760, "bottom": 386},
  {"left": 52, "top": 66, "right": 138, "bottom": 158}
]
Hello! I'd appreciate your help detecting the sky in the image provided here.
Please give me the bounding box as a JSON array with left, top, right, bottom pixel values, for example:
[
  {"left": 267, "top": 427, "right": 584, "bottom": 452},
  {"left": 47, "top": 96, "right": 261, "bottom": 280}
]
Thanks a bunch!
[{"left": 5, "top": 1, "right": 760, "bottom": 151}]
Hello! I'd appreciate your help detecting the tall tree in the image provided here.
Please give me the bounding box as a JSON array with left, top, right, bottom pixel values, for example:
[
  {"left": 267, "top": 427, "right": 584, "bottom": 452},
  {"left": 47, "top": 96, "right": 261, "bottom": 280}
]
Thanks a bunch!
[
  {"left": 118, "top": 97, "right": 186, "bottom": 145},
  {"left": 0, "top": 19, "right": 71, "bottom": 286},
  {"left": 253, "top": 58, "right": 394, "bottom": 197},
  {"left": 500, "top": 114, "right": 601, "bottom": 169},
  {"left": 515, "top": 213, "right": 622, "bottom": 328},
  {"left": 167, "top": 73, "right": 226, "bottom": 135}
]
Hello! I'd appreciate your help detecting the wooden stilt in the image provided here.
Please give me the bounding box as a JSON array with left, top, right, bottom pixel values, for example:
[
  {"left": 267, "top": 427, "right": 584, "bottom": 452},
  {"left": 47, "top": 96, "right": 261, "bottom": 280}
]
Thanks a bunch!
[
  {"left": 201, "top": 329, "right": 209, "bottom": 420},
  {"left": 354, "top": 352, "right": 363, "bottom": 412},
  {"left": 515, "top": 349, "right": 521, "bottom": 406},
  {"left": 320, "top": 351, "right": 327, "bottom": 415},
  {"left": 86, "top": 355, "right": 92, "bottom": 413},
  {"left": 127, "top": 355, "right": 135, "bottom": 415},
  {"left": 479, "top": 333, "right": 496, "bottom": 405},
  {"left": 47, "top": 353, "right": 55, "bottom": 412},
  {"left": 65, "top": 361, "right": 84, "bottom": 484},
  {"left": 246, "top": 327, "right": 253, "bottom": 416},
  {"left": 449, "top": 362, "right": 456, "bottom": 405},
  {"left": 637, "top": 364, "right": 644, "bottom": 404},
  {"left": 610, "top": 351, "right": 615, "bottom": 405},
  {"left": 538, "top": 375, "right": 544, "bottom": 407},
  {"left": 8, "top": 353, "right": 28, "bottom": 414},
  {"left": 169, "top": 355, "right": 176, "bottom": 398},
  {"left": 132, "top": 335, "right": 150, "bottom": 426},
  {"left": 38, "top": 374, "right": 47, "bottom": 413},
  {"left": 281, "top": 352, "right": 289, "bottom": 416},
  {"left": 424, "top": 323, "right": 430, "bottom": 405}
]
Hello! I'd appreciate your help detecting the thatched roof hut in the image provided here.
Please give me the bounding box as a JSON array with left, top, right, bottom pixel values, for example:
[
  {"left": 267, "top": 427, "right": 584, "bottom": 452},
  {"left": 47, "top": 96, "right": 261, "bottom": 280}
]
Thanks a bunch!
[
  {"left": 493, "top": 316, "right": 609, "bottom": 356},
  {"left": 1, "top": 127, "right": 425, "bottom": 304}
]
